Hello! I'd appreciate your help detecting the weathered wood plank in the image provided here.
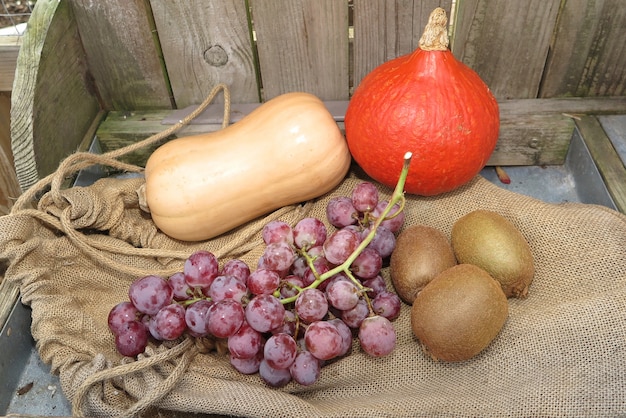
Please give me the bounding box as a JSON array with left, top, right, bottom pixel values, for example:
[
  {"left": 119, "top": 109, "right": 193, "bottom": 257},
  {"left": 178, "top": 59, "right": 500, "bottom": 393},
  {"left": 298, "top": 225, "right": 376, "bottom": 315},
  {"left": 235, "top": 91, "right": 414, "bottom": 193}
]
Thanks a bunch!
[
  {"left": 352, "top": 0, "right": 453, "bottom": 90},
  {"left": 251, "top": 0, "right": 350, "bottom": 100},
  {"left": 10, "top": 0, "right": 101, "bottom": 191},
  {"left": 0, "top": 91, "right": 21, "bottom": 215},
  {"left": 150, "top": 0, "right": 259, "bottom": 107},
  {"left": 598, "top": 115, "right": 626, "bottom": 167},
  {"left": 94, "top": 97, "right": 626, "bottom": 168},
  {"left": 70, "top": 0, "right": 171, "bottom": 110},
  {"left": 0, "top": 278, "right": 20, "bottom": 346},
  {"left": 452, "top": 0, "right": 560, "bottom": 99},
  {"left": 540, "top": 0, "right": 626, "bottom": 98},
  {"left": 575, "top": 115, "right": 626, "bottom": 213},
  {"left": 0, "top": 35, "right": 21, "bottom": 91}
]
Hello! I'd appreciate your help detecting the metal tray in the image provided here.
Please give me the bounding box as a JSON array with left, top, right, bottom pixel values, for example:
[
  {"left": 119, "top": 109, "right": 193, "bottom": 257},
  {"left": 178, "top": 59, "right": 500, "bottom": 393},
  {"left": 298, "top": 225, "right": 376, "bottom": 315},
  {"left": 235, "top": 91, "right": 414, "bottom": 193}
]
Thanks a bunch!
[{"left": 0, "top": 120, "right": 621, "bottom": 416}]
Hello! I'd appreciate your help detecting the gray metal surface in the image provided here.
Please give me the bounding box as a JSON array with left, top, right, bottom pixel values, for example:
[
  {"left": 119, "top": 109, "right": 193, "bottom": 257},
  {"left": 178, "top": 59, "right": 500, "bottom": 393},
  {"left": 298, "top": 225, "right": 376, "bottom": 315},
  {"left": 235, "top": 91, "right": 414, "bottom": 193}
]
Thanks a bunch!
[
  {"left": 0, "top": 301, "right": 72, "bottom": 416},
  {"left": 0, "top": 121, "right": 621, "bottom": 416},
  {"left": 480, "top": 129, "right": 617, "bottom": 210}
]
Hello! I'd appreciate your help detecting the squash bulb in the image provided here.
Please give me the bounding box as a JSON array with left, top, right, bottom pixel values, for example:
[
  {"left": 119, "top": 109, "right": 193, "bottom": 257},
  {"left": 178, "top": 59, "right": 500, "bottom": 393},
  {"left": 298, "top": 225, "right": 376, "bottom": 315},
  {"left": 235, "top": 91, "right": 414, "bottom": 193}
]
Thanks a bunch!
[{"left": 345, "top": 7, "right": 499, "bottom": 196}]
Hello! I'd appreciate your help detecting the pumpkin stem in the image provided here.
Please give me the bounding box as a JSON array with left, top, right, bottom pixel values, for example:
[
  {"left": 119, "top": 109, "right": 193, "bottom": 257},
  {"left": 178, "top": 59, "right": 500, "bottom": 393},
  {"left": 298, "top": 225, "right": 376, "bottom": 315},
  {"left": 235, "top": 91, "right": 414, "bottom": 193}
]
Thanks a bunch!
[{"left": 419, "top": 7, "right": 449, "bottom": 51}]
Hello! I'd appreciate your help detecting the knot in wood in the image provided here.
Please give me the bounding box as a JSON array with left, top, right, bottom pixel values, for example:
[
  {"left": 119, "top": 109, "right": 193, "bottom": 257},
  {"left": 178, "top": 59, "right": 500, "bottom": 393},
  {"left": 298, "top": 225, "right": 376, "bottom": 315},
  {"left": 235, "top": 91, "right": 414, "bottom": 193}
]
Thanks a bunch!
[{"left": 204, "top": 45, "right": 228, "bottom": 67}]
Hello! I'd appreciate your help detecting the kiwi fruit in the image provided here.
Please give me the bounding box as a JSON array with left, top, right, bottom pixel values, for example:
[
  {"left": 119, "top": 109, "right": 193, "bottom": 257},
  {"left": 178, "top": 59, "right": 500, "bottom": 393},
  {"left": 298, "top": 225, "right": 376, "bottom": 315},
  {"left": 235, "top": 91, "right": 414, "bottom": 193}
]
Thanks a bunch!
[
  {"left": 451, "top": 210, "right": 534, "bottom": 298},
  {"left": 410, "top": 264, "right": 508, "bottom": 362},
  {"left": 390, "top": 225, "right": 457, "bottom": 304}
]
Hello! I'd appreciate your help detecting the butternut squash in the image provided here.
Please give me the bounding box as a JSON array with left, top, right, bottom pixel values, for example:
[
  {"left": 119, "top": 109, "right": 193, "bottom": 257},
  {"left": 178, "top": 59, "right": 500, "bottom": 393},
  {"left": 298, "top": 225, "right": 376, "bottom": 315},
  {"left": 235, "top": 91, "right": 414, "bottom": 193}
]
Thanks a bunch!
[{"left": 141, "top": 92, "right": 351, "bottom": 241}]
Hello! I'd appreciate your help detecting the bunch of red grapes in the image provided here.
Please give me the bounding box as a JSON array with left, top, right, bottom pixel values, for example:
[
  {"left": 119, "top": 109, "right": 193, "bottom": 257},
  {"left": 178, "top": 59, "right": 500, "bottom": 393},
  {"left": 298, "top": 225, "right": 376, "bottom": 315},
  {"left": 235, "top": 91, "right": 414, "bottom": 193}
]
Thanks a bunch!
[{"left": 108, "top": 181, "right": 405, "bottom": 387}]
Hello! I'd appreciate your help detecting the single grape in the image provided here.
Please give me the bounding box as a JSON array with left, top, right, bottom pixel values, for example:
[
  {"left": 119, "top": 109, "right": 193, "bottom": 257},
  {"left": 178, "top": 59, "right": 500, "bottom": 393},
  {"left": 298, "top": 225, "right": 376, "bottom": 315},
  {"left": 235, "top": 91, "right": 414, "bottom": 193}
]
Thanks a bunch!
[
  {"left": 372, "top": 200, "right": 405, "bottom": 233},
  {"left": 264, "top": 333, "right": 298, "bottom": 369},
  {"left": 280, "top": 275, "right": 304, "bottom": 299},
  {"left": 289, "top": 350, "right": 321, "bottom": 386},
  {"left": 142, "top": 314, "right": 163, "bottom": 341},
  {"left": 128, "top": 275, "right": 173, "bottom": 316},
  {"left": 363, "top": 226, "right": 396, "bottom": 258},
  {"left": 259, "top": 358, "right": 292, "bottom": 388},
  {"left": 350, "top": 247, "right": 383, "bottom": 279},
  {"left": 291, "top": 245, "right": 326, "bottom": 277},
  {"left": 329, "top": 318, "right": 353, "bottom": 357},
  {"left": 220, "top": 259, "right": 251, "bottom": 283},
  {"left": 184, "top": 299, "right": 213, "bottom": 337},
  {"left": 262, "top": 220, "right": 294, "bottom": 245},
  {"left": 293, "top": 217, "right": 327, "bottom": 250},
  {"left": 325, "top": 279, "right": 360, "bottom": 311},
  {"left": 115, "top": 320, "right": 148, "bottom": 357},
  {"left": 326, "top": 196, "right": 358, "bottom": 228},
  {"left": 155, "top": 303, "right": 186, "bottom": 341},
  {"left": 340, "top": 298, "right": 370, "bottom": 329},
  {"left": 184, "top": 250, "right": 219, "bottom": 290},
  {"left": 362, "top": 275, "right": 387, "bottom": 298},
  {"left": 247, "top": 268, "right": 281, "bottom": 296},
  {"left": 352, "top": 181, "right": 379, "bottom": 213},
  {"left": 271, "top": 309, "right": 297, "bottom": 336},
  {"left": 304, "top": 320, "right": 343, "bottom": 360},
  {"left": 168, "top": 272, "right": 193, "bottom": 301},
  {"left": 245, "top": 294, "right": 286, "bottom": 333},
  {"left": 301, "top": 262, "right": 330, "bottom": 287},
  {"left": 230, "top": 351, "right": 263, "bottom": 375},
  {"left": 258, "top": 241, "right": 296, "bottom": 274},
  {"left": 108, "top": 301, "right": 140, "bottom": 336},
  {"left": 358, "top": 315, "right": 396, "bottom": 357},
  {"left": 295, "top": 288, "right": 328, "bottom": 323},
  {"left": 323, "top": 228, "right": 361, "bottom": 265},
  {"left": 207, "top": 299, "right": 245, "bottom": 338},
  {"left": 372, "top": 291, "right": 402, "bottom": 321},
  {"left": 307, "top": 245, "right": 325, "bottom": 259},
  {"left": 228, "top": 321, "right": 264, "bottom": 359},
  {"left": 207, "top": 274, "right": 248, "bottom": 302},
  {"left": 319, "top": 272, "right": 350, "bottom": 293},
  {"left": 290, "top": 255, "right": 308, "bottom": 277}
]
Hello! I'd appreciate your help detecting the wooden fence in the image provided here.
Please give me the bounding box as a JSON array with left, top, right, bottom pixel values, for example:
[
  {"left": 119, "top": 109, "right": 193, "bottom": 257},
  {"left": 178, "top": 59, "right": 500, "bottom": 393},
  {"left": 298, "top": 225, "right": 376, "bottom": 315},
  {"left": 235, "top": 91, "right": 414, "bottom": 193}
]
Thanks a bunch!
[{"left": 7, "top": 0, "right": 626, "bottom": 191}]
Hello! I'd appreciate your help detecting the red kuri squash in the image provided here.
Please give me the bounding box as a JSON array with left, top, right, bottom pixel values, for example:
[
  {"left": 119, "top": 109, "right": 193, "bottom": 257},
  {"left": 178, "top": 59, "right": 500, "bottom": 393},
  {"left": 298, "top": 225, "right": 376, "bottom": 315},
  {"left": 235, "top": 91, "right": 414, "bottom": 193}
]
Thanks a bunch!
[{"left": 345, "top": 7, "right": 499, "bottom": 196}]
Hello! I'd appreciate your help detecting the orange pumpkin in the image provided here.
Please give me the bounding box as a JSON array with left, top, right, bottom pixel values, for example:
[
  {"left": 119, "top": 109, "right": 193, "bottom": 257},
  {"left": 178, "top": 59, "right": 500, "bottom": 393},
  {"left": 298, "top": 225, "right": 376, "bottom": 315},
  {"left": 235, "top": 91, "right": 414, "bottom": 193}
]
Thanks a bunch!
[{"left": 345, "top": 7, "right": 499, "bottom": 196}]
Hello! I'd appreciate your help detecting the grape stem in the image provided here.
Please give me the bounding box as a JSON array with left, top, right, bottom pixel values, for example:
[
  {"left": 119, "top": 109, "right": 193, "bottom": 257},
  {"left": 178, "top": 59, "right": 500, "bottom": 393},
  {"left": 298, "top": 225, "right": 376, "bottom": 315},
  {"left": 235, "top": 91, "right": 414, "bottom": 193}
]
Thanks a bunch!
[{"left": 279, "top": 152, "right": 413, "bottom": 305}]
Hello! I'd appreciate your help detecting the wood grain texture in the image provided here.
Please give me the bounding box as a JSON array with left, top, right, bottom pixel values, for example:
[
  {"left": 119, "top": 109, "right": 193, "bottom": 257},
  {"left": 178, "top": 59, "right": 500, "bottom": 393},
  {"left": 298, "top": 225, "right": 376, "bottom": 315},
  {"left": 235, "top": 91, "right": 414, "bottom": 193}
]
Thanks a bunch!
[
  {"left": 575, "top": 115, "right": 626, "bottom": 213},
  {"left": 540, "top": 0, "right": 626, "bottom": 97},
  {"left": 251, "top": 0, "right": 349, "bottom": 100},
  {"left": 352, "top": 0, "right": 453, "bottom": 89},
  {"left": 0, "top": 92, "right": 21, "bottom": 215},
  {"left": 10, "top": 0, "right": 101, "bottom": 191},
  {"left": 94, "top": 97, "right": 626, "bottom": 168},
  {"left": 150, "top": 0, "right": 259, "bottom": 107},
  {"left": 70, "top": 0, "right": 171, "bottom": 110},
  {"left": 452, "top": 0, "right": 560, "bottom": 99},
  {"left": 0, "top": 279, "right": 20, "bottom": 344}
]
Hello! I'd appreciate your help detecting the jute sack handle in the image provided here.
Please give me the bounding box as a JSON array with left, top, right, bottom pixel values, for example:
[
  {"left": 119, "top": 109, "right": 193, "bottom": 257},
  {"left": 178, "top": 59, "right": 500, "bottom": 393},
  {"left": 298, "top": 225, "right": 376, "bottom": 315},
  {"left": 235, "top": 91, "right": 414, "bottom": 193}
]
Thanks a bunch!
[{"left": 9, "top": 83, "right": 232, "bottom": 278}]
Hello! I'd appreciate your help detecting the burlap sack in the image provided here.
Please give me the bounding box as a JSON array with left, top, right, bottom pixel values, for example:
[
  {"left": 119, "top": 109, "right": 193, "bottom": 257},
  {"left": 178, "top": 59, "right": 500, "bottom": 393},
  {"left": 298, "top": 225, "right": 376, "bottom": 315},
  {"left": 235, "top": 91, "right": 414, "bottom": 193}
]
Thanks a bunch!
[
  {"left": 1, "top": 86, "right": 625, "bottom": 416},
  {"left": 2, "top": 167, "right": 626, "bottom": 417}
]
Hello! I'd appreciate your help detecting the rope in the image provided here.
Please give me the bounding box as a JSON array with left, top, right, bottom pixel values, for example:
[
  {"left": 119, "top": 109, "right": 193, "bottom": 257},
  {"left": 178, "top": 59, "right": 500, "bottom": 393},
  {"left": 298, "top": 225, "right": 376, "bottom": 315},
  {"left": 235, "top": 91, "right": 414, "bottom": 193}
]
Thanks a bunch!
[{"left": 72, "top": 338, "right": 198, "bottom": 417}]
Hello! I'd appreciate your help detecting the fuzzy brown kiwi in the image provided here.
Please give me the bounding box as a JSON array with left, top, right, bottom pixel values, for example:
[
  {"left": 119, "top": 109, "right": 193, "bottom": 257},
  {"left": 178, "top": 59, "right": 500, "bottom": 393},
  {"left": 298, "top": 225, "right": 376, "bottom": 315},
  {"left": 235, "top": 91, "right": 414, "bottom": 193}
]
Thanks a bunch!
[
  {"left": 410, "top": 264, "right": 508, "bottom": 362},
  {"left": 451, "top": 210, "right": 535, "bottom": 298},
  {"left": 390, "top": 224, "right": 457, "bottom": 304}
]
